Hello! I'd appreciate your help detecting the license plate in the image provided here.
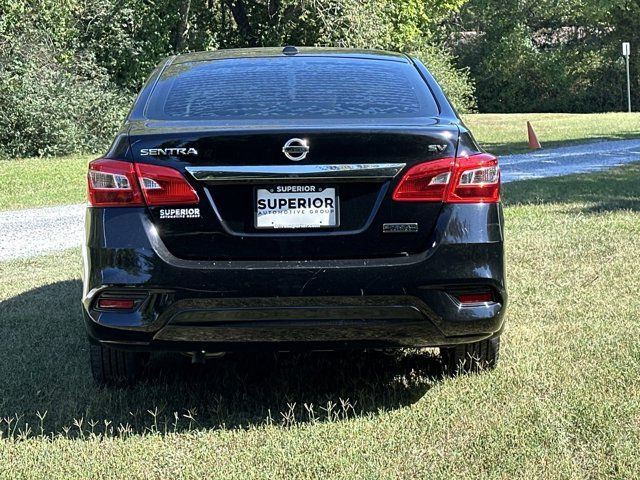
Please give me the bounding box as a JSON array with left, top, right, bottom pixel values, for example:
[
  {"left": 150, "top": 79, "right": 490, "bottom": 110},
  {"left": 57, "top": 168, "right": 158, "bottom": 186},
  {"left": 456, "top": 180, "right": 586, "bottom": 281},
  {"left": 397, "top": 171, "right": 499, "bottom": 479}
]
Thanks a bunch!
[{"left": 255, "top": 185, "right": 338, "bottom": 229}]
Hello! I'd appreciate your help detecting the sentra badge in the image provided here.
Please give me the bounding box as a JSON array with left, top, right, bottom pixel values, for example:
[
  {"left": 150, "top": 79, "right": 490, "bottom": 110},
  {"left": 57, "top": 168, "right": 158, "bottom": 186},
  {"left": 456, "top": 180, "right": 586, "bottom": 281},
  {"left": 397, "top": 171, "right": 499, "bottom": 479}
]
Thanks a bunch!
[{"left": 141, "top": 148, "right": 198, "bottom": 156}]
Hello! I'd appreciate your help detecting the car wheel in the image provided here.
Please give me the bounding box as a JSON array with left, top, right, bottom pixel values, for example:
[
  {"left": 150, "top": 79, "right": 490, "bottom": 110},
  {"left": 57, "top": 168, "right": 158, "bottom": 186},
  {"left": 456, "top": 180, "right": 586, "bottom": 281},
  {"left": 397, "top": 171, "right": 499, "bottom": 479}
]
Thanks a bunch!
[
  {"left": 441, "top": 336, "right": 500, "bottom": 374},
  {"left": 89, "top": 343, "right": 148, "bottom": 386}
]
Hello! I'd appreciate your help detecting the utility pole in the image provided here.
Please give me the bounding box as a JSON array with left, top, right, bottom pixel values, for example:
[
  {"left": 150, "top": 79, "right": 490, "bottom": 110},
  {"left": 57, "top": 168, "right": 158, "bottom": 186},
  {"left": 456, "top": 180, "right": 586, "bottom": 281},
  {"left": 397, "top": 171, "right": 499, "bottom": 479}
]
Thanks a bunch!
[{"left": 623, "top": 42, "right": 631, "bottom": 113}]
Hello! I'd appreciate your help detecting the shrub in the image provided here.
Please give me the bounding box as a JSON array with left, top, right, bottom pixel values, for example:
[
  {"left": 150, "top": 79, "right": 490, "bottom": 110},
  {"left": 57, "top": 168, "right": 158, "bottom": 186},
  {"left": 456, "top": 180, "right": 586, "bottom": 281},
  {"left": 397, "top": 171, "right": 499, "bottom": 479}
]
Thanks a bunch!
[
  {"left": 452, "top": 0, "right": 640, "bottom": 113},
  {"left": 411, "top": 44, "right": 477, "bottom": 113},
  {"left": 0, "top": 34, "right": 130, "bottom": 158}
]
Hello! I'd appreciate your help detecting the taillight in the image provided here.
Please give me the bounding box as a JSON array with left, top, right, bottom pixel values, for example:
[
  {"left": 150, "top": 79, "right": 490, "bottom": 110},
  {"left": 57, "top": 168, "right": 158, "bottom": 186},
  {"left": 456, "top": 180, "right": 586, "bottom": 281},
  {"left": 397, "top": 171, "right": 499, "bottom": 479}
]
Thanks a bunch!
[
  {"left": 447, "top": 154, "right": 500, "bottom": 203},
  {"left": 392, "top": 153, "right": 500, "bottom": 203},
  {"left": 135, "top": 163, "right": 199, "bottom": 206},
  {"left": 88, "top": 159, "right": 199, "bottom": 207},
  {"left": 88, "top": 159, "right": 143, "bottom": 206},
  {"left": 392, "top": 158, "right": 455, "bottom": 202}
]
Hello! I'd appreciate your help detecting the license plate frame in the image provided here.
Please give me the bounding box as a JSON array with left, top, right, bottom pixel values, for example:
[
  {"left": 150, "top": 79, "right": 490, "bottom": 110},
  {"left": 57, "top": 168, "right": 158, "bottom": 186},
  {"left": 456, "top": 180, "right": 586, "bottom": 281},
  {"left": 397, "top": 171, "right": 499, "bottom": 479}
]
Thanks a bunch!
[{"left": 254, "top": 185, "right": 340, "bottom": 230}]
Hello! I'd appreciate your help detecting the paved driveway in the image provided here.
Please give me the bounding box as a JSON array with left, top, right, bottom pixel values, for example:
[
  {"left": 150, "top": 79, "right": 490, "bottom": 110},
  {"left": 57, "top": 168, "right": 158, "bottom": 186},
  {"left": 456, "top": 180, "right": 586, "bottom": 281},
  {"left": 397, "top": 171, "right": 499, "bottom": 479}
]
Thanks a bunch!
[{"left": 1, "top": 139, "right": 639, "bottom": 261}]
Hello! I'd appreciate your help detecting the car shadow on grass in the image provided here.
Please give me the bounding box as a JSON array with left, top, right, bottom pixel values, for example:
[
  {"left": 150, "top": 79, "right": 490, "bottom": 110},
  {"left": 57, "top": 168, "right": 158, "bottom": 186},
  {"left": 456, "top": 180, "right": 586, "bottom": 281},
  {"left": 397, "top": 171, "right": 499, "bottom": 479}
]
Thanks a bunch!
[
  {"left": 0, "top": 279, "right": 444, "bottom": 438},
  {"left": 502, "top": 162, "right": 640, "bottom": 213}
]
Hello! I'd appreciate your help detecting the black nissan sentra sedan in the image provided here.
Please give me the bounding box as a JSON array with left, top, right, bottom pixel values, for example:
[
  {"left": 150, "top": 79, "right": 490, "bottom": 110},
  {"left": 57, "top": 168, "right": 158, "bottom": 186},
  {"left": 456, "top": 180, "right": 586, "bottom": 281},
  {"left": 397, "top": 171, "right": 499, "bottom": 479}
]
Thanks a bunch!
[{"left": 82, "top": 47, "right": 506, "bottom": 385}]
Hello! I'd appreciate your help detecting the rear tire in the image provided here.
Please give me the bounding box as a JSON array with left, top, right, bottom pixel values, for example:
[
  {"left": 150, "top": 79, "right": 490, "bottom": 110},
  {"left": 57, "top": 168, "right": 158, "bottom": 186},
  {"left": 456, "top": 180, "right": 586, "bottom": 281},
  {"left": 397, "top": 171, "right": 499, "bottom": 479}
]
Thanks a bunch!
[
  {"left": 89, "top": 343, "right": 147, "bottom": 386},
  {"left": 441, "top": 336, "right": 500, "bottom": 374}
]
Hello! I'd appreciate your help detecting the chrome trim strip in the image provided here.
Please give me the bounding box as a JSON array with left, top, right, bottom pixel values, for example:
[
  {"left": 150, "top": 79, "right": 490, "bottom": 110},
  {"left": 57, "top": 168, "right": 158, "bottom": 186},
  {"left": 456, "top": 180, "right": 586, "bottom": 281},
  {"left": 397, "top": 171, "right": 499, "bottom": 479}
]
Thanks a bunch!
[{"left": 185, "top": 163, "right": 406, "bottom": 183}]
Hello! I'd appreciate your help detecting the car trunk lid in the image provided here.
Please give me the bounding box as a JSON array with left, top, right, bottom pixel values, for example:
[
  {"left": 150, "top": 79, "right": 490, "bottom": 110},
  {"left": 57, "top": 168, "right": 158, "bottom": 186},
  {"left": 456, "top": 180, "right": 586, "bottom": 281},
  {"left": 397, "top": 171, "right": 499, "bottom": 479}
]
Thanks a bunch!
[{"left": 128, "top": 122, "right": 458, "bottom": 260}]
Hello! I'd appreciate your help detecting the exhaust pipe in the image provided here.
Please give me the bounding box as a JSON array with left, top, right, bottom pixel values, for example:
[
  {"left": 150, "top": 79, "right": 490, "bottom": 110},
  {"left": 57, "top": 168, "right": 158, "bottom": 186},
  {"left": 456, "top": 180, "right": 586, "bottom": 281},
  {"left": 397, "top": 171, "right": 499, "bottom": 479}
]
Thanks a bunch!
[{"left": 190, "top": 351, "right": 226, "bottom": 364}]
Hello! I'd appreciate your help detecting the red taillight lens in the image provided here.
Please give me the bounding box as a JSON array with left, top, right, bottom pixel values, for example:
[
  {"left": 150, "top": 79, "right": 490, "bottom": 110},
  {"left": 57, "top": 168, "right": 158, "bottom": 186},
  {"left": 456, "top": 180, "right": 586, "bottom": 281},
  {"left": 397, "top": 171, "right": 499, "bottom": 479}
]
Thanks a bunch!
[
  {"left": 88, "top": 159, "right": 198, "bottom": 207},
  {"left": 392, "top": 153, "right": 500, "bottom": 203},
  {"left": 88, "top": 159, "right": 143, "bottom": 206},
  {"left": 392, "top": 157, "right": 455, "bottom": 202},
  {"left": 447, "top": 153, "right": 500, "bottom": 203},
  {"left": 135, "top": 163, "right": 199, "bottom": 206}
]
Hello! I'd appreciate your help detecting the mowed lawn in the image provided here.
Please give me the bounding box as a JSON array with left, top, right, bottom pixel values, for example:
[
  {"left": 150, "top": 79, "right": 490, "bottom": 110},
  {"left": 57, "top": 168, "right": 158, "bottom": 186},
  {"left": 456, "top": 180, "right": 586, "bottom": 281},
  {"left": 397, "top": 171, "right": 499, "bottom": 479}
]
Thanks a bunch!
[
  {"left": 0, "top": 112, "right": 638, "bottom": 211},
  {"left": 0, "top": 154, "right": 90, "bottom": 211},
  {"left": 1, "top": 165, "right": 639, "bottom": 478},
  {"left": 464, "top": 112, "right": 640, "bottom": 155}
]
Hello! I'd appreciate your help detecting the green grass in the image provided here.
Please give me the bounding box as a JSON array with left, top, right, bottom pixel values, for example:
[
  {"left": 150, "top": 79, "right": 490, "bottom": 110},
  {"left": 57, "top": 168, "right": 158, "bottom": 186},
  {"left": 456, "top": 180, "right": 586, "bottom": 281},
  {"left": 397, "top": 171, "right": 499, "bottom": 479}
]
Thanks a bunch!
[
  {"left": 0, "top": 155, "right": 91, "bottom": 210},
  {"left": 463, "top": 112, "right": 640, "bottom": 156},
  {"left": 1, "top": 165, "right": 640, "bottom": 478},
  {"left": 1, "top": 113, "right": 638, "bottom": 211}
]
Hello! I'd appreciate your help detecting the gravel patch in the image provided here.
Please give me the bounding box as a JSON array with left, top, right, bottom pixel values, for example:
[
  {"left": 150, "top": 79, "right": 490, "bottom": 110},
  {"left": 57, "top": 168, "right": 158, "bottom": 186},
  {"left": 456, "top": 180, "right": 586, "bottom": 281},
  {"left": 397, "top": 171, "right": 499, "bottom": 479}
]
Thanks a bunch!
[
  {"left": 0, "top": 204, "right": 86, "bottom": 261},
  {"left": 1, "top": 139, "right": 639, "bottom": 261},
  {"left": 500, "top": 139, "right": 640, "bottom": 182}
]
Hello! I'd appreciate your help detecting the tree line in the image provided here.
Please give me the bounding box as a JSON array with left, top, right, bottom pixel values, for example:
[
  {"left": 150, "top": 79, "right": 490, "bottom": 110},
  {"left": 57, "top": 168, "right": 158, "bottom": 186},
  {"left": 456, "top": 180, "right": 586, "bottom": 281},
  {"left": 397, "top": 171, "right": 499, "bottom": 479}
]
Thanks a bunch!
[
  {"left": 450, "top": 0, "right": 639, "bottom": 113},
  {"left": 0, "top": 0, "right": 637, "bottom": 157}
]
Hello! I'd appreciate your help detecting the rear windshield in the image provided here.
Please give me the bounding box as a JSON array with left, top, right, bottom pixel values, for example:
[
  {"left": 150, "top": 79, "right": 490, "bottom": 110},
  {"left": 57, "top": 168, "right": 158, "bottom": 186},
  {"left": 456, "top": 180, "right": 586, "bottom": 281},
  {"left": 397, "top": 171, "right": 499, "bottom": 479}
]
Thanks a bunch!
[{"left": 145, "top": 56, "right": 439, "bottom": 120}]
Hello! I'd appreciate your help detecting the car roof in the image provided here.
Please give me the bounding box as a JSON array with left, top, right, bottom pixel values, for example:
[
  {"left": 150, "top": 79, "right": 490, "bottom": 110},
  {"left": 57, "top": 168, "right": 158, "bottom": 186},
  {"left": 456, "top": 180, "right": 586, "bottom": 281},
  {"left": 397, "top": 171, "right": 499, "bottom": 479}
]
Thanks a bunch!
[{"left": 170, "top": 47, "right": 410, "bottom": 65}]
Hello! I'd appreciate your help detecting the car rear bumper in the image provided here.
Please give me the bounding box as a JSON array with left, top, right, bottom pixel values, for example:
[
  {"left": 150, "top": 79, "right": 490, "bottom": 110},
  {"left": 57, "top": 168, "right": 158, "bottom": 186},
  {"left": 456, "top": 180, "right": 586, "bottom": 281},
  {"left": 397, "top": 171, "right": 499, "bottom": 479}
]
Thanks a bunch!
[{"left": 82, "top": 203, "right": 507, "bottom": 350}]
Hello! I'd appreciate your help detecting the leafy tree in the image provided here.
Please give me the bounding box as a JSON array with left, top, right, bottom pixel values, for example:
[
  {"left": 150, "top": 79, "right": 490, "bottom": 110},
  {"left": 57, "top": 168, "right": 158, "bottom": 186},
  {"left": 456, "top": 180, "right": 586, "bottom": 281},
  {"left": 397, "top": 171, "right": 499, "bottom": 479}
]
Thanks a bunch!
[
  {"left": 0, "top": 0, "right": 475, "bottom": 157},
  {"left": 450, "top": 0, "right": 640, "bottom": 112},
  {"left": 0, "top": 0, "right": 130, "bottom": 156},
  {"left": 75, "top": 0, "right": 474, "bottom": 107}
]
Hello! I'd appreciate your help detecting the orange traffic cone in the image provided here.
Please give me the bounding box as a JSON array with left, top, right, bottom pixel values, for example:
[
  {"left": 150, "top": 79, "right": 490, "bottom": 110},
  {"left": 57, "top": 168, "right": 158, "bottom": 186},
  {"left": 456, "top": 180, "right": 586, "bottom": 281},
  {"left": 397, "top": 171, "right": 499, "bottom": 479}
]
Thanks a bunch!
[{"left": 527, "top": 121, "right": 542, "bottom": 150}]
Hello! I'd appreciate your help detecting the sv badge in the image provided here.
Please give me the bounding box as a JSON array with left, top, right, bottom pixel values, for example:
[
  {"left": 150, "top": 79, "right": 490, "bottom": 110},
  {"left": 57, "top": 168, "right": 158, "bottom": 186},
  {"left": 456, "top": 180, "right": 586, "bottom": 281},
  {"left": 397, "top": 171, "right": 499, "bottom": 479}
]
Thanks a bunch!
[{"left": 428, "top": 144, "right": 448, "bottom": 153}]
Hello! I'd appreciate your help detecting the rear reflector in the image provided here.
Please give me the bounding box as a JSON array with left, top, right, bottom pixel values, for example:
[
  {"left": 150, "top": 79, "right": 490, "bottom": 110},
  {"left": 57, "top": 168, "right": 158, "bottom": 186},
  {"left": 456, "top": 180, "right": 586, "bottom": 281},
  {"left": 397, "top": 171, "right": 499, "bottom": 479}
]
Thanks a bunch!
[
  {"left": 88, "top": 159, "right": 199, "bottom": 207},
  {"left": 455, "top": 292, "right": 494, "bottom": 304},
  {"left": 97, "top": 298, "right": 136, "bottom": 310},
  {"left": 392, "top": 153, "right": 500, "bottom": 203}
]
